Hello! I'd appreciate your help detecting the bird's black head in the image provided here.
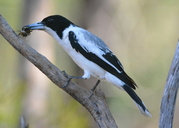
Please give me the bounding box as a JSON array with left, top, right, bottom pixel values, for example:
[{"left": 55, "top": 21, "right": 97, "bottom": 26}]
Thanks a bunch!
[
  {"left": 21, "top": 15, "right": 75, "bottom": 39},
  {"left": 41, "top": 15, "right": 74, "bottom": 38},
  {"left": 42, "top": 15, "right": 74, "bottom": 32}
]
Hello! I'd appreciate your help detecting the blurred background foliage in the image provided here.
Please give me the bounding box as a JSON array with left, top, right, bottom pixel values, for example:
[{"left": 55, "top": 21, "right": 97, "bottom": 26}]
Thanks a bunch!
[{"left": 0, "top": 0, "right": 179, "bottom": 128}]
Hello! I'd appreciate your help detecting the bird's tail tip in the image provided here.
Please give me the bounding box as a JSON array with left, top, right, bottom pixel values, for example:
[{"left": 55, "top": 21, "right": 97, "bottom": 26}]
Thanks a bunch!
[
  {"left": 136, "top": 102, "right": 152, "bottom": 117},
  {"left": 122, "top": 85, "right": 152, "bottom": 117}
]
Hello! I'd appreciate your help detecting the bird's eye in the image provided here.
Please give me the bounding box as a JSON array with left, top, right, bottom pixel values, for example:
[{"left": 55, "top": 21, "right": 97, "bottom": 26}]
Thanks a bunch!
[{"left": 46, "top": 19, "right": 53, "bottom": 25}]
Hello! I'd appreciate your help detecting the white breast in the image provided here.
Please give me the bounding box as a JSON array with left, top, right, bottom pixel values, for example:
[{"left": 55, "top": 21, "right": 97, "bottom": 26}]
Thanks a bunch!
[{"left": 44, "top": 25, "right": 106, "bottom": 79}]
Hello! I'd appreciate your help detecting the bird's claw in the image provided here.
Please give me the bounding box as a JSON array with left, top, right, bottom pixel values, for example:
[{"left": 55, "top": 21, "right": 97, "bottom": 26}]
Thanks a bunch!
[
  {"left": 62, "top": 71, "right": 70, "bottom": 78},
  {"left": 88, "top": 90, "right": 95, "bottom": 99},
  {"left": 62, "top": 71, "right": 72, "bottom": 88},
  {"left": 88, "top": 80, "right": 101, "bottom": 99}
]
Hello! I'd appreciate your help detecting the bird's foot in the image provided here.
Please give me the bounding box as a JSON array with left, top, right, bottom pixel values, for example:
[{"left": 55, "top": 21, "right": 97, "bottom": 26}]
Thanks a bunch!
[
  {"left": 89, "top": 91, "right": 94, "bottom": 99},
  {"left": 62, "top": 71, "right": 84, "bottom": 88},
  {"left": 62, "top": 71, "right": 70, "bottom": 79},
  {"left": 62, "top": 71, "right": 72, "bottom": 88},
  {"left": 88, "top": 80, "right": 101, "bottom": 99}
]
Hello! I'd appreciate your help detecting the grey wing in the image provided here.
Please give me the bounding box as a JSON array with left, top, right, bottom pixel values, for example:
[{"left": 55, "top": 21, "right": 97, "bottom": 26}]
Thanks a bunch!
[{"left": 69, "top": 30, "right": 137, "bottom": 89}]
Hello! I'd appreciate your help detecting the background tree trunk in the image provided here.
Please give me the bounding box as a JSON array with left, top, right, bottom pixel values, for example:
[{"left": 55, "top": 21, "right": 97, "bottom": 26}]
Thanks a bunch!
[
  {"left": 20, "top": 1, "right": 54, "bottom": 127},
  {"left": 159, "top": 41, "right": 179, "bottom": 128}
]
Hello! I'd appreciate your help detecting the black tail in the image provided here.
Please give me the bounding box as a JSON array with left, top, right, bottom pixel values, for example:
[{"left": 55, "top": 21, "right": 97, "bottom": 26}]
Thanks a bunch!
[{"left": 123, "top": 85, "right": 152, "bottom": 117}]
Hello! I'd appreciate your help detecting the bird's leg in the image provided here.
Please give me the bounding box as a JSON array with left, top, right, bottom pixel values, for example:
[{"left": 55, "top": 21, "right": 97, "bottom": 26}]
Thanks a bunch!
[
  {"left": 89, "top": 80, "right": 101, "bottom": 99},
  {"left": 62, "top": 71, "right": 83, "bottom": 88}
]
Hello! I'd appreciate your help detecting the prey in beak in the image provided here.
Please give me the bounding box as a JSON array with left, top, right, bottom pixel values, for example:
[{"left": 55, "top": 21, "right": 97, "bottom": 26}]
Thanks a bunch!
[{"left": 18, "top": 22, "right": 45, "bottom": 37}]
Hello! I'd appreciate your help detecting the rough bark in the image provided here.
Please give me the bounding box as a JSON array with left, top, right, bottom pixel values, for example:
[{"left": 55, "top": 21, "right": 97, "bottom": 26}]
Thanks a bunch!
[
  {"left": 0, "top": 15, "right": 118, "bottom": 128},
  {"left": 159, "top": 41, "right": 179, "bottom": 128}
]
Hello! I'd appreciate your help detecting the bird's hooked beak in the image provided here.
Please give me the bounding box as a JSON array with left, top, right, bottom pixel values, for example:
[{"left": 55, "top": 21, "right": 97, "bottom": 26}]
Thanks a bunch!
[
  {"left": 22, "top": 22, "right": 45, "bottom": 31},
  {"left": 19, "top": 22, "right": 45, "bottom": 37}
]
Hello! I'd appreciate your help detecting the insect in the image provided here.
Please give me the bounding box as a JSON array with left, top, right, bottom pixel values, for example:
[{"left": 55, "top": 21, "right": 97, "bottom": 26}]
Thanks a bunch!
[{"left": 18, "top": 26, "right": 32, "bottom": 37}]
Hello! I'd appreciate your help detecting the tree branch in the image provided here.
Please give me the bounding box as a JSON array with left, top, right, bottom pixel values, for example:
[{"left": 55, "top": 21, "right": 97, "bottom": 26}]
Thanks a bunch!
[
  {"left": 159, "top": 41, "right": 179, "bottom": 128},
  {"left": 0, "top": 15, "right": 118, "bottom": 128}
]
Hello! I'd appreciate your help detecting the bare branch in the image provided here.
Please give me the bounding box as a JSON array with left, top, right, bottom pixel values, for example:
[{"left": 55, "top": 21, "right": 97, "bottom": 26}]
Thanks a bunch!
[
  {"left": 0, "top": 15, "right": 118, "bottom": 128},
  {"left": 159, "top": 41, "right": 179, "bottom": 128}
]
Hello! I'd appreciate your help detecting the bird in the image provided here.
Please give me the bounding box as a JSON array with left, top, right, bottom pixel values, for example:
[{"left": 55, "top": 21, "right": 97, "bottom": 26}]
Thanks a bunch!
[{"left": 21, "top": 15, "right": 151, "bottom": 117}]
